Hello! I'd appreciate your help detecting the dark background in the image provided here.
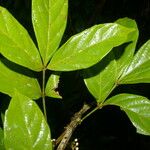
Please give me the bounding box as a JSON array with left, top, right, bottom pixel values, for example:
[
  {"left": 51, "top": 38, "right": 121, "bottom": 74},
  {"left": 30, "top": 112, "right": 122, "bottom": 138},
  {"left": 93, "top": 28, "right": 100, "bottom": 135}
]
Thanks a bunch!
[{"left": 0, "top": 0, "right": 150, "bottom": 150}]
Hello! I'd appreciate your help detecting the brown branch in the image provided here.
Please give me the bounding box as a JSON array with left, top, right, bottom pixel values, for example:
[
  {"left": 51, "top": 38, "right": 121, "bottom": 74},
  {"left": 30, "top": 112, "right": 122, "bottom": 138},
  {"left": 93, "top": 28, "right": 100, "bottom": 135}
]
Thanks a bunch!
[{"left": 56, "top": 103, "right": 90, "bottom": 150}]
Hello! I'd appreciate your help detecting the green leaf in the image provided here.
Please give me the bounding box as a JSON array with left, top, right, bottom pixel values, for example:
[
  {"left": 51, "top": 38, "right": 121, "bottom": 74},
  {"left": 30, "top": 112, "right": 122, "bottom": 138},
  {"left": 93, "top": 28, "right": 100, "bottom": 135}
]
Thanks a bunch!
[
  {"left": 83, "top": 53, "right": 117, "bottom": 103},
  {"left": 45, "top": 73, "right": 62, "bottom": 98},
  {"left": 48, "top": 23, "right": 135, "bottom": 71},
  {"left": 104, "top": 94, "right": 150, "bottom": 135},
  {"left": 0, "top": 60, "right": 41, "bottom": 99},
  {"left": 4, "top": 91, "right": 52, "bottom": 150},
  {"left": 0, "top": 128, "right": 5, "bottom": 150},
  {"left": 0, "top": 6, "right": 42, "bottom": 71},
  {"left": 119, "top": 40, "right": 150, "bottom": 84},
  {"left": 32, "top": 0, "right": 68, "bottom": 65},
  {"left": 114, "top": 18, "right": 139, "bottom": 77}
]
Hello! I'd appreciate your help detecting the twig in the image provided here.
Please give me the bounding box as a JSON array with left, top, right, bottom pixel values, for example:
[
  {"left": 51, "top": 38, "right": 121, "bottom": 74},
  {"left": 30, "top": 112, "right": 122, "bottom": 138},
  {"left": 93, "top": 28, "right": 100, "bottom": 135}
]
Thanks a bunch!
[{"left": 56, "top": 103, "right": 90, "bottom": 150}]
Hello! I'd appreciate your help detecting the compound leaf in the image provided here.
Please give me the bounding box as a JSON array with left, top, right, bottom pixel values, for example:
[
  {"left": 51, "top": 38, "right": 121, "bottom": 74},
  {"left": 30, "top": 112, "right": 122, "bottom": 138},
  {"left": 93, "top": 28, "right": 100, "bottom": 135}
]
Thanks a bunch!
[{"left": 4, "top": 91, "right": 52, "bottom": 150}]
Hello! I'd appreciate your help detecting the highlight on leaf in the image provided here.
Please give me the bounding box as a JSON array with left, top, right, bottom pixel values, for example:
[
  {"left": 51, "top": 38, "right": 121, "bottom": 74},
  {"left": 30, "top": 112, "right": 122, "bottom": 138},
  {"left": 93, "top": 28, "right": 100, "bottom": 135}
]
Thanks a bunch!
[
  {"left": 0, "top": 6, "right": 43, "bottom": 71},
  {"left": 48, "top": 23, "right": 135, "bottom": 71},
  {"left": 104, "top": 94, "right": 150, "bottom": 135},
  {"left": 4, "top": 91, "right": 52, "bottom": 150}
]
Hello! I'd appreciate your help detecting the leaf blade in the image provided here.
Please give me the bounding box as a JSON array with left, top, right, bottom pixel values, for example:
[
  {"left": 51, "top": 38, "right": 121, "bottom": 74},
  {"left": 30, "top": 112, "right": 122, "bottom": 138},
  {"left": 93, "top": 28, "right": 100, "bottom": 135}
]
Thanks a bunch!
[
  {"left": 0, "top": 60, "right": 41, "bottom": 99},
  {"left": 0, "top": 6, "right": 42, "bottom": 71},
  {"left": 45, "top": 73, "right": 61, "bottom": 98},
  {"left": 0, "top": 128, "right": 5, "bottom": 150},
  {"left": 119, "top": 40, "right": 150, "bottom": 84},
  {"left": 32, "top": 0, "right": 68, "bottom": 65},
  {"left": 48, "top": 23, "right": 135, "bottom": 71},
  {"left": 83, "top": 53, "right": 117, "bottom": 103},
  {"left": 114, "top": 18, "right": 139, "bottom": 77},
  {"left": 4, "top": 91, "right": 52, "bottom": 150},
  {"left": 104, "top": 94, "right": 150, "bottom": 135}
]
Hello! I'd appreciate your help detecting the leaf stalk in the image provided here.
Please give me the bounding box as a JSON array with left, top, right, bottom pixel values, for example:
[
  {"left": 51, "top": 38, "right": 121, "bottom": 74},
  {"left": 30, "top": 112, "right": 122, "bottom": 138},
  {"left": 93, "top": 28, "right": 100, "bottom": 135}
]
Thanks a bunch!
[{"left": 42, "top": 67, "right": 47, "bottom": 122}]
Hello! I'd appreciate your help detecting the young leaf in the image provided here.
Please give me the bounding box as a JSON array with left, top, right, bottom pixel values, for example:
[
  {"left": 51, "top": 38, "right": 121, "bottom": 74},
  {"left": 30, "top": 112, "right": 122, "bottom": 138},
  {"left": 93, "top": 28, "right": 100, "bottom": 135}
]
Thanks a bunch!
[
  {"left": 0, "top": 128, "right": 5, "bottom": 150},
  {"left": 45, "top": 73, "right": 62, "bottom": 98},
  {"left": 48, "top": 23, "right": 135, "bottom": 71},
  {"left": 83, "top": 53, "right": 117, "bottom": 103},
  {"left": 0, "top": 60, "right": 41, "bottom": 99},
  {"left": 0, "top": 6, "right": 42, "bottom": 71},
  {"left": 32, "top": 0, "right": 68, "bottom": 65},
  {"left": 119, "top": 40, "right": 150, "bottom": 84},
  {"left": 4, "top": 91, "right": 52, "bottom": 150},
  {"left": 104, "top": 94, "right": 150, "bottom": 135},
  {"left": 114, "top": 18, "right": 139, "bottom": 77}
]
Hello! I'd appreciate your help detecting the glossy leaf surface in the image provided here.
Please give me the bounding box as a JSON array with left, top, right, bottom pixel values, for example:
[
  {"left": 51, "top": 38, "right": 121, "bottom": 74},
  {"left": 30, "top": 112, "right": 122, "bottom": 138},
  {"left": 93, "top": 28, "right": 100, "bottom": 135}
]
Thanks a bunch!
[
  {"left": 0, "top": 6, "right": 42, "bottom": 71},
  {"left": 114, "top": 18, "right": 139, "bottom": 77},
  {"left": 0, "top": 60, "right": 41, "bottom": 99},
  {"left": 48, "top": 23, "right": 134, "bottom": 71},
  {"left": 105, "top": 94, "right": 150, "bottom": 135},
  {"left": 4, "top": 91, "right": 52, "bottom": 150},
  {"left": 45, "top": 73, "right": 61, "bottom": 98},
  {"left": 32, "top": 0, "right": 68, "bottom": 65},
  {"left": 119, "top": 40, "right": 150, "bottom": 84},
  {"left": 83, "top": 53, "right": 117, "bottom": 103}
]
